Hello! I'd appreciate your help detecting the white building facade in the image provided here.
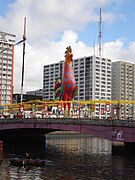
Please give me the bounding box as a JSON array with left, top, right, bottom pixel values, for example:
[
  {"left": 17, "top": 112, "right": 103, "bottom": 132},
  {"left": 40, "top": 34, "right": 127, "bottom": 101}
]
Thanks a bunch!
[
  {"left": 43, "top": 61, "right": 64, "bottom": 100},
  {"left": 0, "top": 31, "right": 16, "bottom": 105},
  {"left": 43, "top": 55, "right": 112, "bottom": 118},
  {"left": 112, "top": 61, "right": 135, "bottom": 119},
  {"left": 76, "top": 56, "right": 111, "bottom": 118}
]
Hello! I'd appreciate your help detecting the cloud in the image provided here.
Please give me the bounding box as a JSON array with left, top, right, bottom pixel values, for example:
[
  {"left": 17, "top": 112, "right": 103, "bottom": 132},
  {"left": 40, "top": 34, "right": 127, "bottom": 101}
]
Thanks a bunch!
[
  {"left": 0, "top": 0, "right": 134, "bottom": 94},
  {"left": 14, "top": 30, "right": 135, "bottom": 94},
  {"left": 0, "top": 0, "right": 123, "bottom": 42},
  {"left": 103, "top": 39, "right": 135, "bottom": 64},
  {"left": 14, "top": 30, "right": 93, "bottom": 93}
]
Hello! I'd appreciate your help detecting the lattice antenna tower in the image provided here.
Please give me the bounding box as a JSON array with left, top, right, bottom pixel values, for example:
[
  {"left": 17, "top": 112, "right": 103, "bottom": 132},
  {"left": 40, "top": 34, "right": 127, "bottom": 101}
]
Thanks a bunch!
[{"left": 98, "top": 6, "right": 103, "bottom": 57}]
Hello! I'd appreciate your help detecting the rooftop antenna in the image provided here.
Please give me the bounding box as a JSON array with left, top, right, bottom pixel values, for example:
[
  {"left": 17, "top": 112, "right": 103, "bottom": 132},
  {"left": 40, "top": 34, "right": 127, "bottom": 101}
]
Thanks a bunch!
[
  {"left": 98, "top": 6, "right": 102, "bottom": 57},
  {"left": 20, "top": 17, "right": 26, "bottom": 104}
]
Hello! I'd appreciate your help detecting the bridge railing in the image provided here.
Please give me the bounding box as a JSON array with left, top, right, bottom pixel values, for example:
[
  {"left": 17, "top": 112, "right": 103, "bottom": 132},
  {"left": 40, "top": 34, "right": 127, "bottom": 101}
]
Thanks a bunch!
[
  {"left": 1, "top": 99, "right": 135, "bottom": 121},
  {"left": 0, "top": 118, "right": 135, "bottom": 127}
]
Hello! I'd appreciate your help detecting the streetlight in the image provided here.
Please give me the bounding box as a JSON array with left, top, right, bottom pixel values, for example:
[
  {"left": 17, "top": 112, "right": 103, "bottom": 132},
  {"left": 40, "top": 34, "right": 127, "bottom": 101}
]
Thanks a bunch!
[{"left": 0, "top": 39, "right": 25, "bottom": 53}]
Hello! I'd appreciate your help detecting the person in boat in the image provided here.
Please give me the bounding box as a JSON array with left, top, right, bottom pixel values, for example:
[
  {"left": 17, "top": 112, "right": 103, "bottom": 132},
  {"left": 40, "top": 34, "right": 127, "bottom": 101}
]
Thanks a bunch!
[{"left": 25, "top": 153, "right": 31, "bottom": 161}]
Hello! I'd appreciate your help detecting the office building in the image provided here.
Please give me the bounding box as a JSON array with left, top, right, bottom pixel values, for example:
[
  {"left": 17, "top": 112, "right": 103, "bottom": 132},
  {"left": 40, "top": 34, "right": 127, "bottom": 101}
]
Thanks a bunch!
[
  {"left": 0, "top": 31, "right": 16, "bottom": 105},
  {"left": 43, "top": 56, "right": 112, "bottom": 118},
  {"left": 26, "top": 89, "right": 43, "bottom": 98},
  {"left": 12, "top": 93, "right": 43, "bottom": 104},
  {"left": 112, "top": 61, "right": 135, "bottom": 119}
]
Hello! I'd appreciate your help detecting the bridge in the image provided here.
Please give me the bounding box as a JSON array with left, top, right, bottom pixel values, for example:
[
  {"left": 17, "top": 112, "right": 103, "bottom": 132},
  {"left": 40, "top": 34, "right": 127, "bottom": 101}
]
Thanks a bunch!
[
  {"left": 0, "top": 118, "right": 135, "bottom": 142},
  {"left": 0, "top": 118, "right": 135, "bottom": 154}
]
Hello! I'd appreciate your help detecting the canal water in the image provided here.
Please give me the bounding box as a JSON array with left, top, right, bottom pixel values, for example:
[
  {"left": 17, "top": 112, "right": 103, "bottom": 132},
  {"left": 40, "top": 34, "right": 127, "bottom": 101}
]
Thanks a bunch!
[{"left": 0, "top": 132, "right": 135, "bottom": 179}]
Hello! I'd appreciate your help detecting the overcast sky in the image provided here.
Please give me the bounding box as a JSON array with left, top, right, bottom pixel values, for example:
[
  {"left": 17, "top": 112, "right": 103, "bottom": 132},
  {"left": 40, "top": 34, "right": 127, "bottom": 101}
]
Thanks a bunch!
[{"left": 0, "top": 0, "right": 135, "bottom": 93}]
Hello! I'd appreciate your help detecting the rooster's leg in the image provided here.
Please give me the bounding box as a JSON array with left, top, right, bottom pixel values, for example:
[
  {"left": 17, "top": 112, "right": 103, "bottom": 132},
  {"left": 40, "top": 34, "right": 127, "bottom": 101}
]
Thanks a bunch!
[
  {"left": 63, "top": 93, "right": 68, "bottom": 113},
  {"left": 67, "top": 95, "right": 72, "bottom": 115}
]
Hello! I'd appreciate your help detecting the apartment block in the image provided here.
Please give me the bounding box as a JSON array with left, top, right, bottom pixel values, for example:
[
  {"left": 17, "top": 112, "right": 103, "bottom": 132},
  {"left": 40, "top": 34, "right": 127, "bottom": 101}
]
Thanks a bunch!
[
  {"left": 43, "top": 56, "right": 112, "bottom": 118},
  {"left": 0, "top": 31, "right": 16, "bottom": 105},
  {"left": 112, "top": 61, "right": 135, "bottom": 119}
]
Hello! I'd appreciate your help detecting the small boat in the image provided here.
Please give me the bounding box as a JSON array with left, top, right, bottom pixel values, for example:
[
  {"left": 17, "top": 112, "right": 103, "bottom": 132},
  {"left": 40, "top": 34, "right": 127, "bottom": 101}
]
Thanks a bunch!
[{"left": 9, "top": 157, "right": 46, "bottom": 166}]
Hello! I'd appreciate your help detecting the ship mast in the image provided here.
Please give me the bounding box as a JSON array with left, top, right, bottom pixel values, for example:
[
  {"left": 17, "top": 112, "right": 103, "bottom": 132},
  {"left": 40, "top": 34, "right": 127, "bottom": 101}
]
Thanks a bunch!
[{"left": 20, "top": 17, "right": 26, "bottom": 103}]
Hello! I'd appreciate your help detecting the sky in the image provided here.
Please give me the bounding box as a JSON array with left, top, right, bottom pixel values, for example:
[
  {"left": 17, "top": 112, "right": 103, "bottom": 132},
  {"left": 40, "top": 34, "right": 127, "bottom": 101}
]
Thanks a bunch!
[{"left": 0, "top": 0, "right": 135, "bottom": 93}]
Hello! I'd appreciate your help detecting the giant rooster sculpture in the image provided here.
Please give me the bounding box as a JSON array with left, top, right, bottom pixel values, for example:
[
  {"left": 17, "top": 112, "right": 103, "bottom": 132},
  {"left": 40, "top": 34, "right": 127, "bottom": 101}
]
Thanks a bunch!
[{"left": 54, "top": 46, "right": 78, "bottom": 115}]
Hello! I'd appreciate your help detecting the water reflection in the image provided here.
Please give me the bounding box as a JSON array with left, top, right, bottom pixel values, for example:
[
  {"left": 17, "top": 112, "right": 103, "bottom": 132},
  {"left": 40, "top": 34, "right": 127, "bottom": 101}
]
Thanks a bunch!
[
  {"left": 1, "top": 160, "right": 44, "bottom": 180},
  {"left": 46, "top": 134, "right": 112, "bottom": 179},
  {"left": 0, "top": 133, "right": 135, "bottom": 179},
  {"left": 47, "top": 134, "right": 112, "bottom": 155}
]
